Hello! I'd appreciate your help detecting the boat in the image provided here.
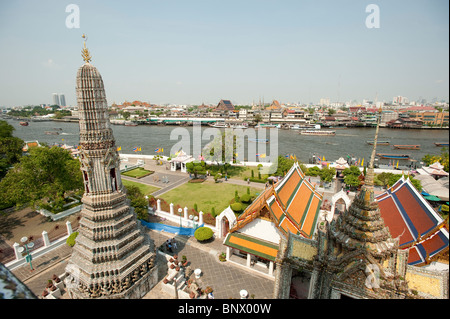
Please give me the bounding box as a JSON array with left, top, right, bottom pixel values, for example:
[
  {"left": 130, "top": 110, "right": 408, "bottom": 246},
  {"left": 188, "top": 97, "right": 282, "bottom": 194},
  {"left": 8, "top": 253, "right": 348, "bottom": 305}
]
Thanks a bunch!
[
  {"left": 290, "top": 124, "right": 321, "bottom": 130},
  {"left": 45, "top": 131, "right": 59, "bottom": 135},
  {"left": 19, "top": 121, "right": 29, "bottom": 126},
  {"left": 393, "top": 145, "right": 420, "bottom": 150},
  {"left": 210, "top": 122, "right": 228, "bottom": 128},
  {"left": 255, "top": 123, "right": 280, "bottom": 129},
  {"left": 434, "top": 142, "right": 449, "bottom": 147},
  {"left": 248, "top": 138, "right": 269, "bottom": 143},
  {"left": 300, "top": 130, "right": 336, "bottom": 136},
  {"left": 376, "top": 153, "right": 410, "bottom": 160},
  {"left": 366, "top": 141, "right": 389, "bottom": 145},
  {"left": 229, "top": 123, "right": 248, "bottom": 129},
  {"left": 124, "top": 121, "right": 138, "bottom": 126}
]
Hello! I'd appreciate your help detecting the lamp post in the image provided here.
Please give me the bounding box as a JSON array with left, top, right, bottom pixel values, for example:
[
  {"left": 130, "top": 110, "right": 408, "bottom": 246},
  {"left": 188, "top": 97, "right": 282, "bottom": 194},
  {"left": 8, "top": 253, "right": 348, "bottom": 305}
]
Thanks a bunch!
[{"left": 19, "top": 236, "right": 34, "bottom": 270}]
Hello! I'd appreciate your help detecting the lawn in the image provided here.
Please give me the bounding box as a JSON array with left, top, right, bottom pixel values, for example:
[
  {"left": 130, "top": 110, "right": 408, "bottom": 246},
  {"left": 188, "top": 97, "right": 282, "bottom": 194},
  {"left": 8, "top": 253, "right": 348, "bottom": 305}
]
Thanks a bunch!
[
  {"left": 121, "top": 167, "right": 154, "bottom": 178},
  {"left": 158, "top": 179, "right": 260, "bottom": 216},
  {"left": 122, "top": 179, "right": 160, "bottom": 195}
]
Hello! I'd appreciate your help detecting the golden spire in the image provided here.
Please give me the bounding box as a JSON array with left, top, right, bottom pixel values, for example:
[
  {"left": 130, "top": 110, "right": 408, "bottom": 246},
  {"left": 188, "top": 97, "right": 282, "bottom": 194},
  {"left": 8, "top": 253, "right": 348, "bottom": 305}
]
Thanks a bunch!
[{"left": 81, "top": 34, "right": 92, "bottom": 63}]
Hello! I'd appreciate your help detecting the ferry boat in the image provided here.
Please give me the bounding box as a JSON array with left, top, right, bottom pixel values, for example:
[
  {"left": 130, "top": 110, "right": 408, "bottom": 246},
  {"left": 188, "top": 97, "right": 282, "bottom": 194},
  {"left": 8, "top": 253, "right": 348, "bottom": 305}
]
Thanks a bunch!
[
  {"left": 290, "top": 124, "right": 321, "bottom": 130},
  {"left": 393, "top": 145, "right": 420, "bottom": 150},
  {"left": 434, "top": 142, "right": 449, "bottom": 147},
  {"left": 210, "top": 122, "right": 228, "bottom": 128},
  {"left": 255, "top": 123, "right": 280, "bottom": 129},
  {"left": 376, "top": 153, "right": 410, "bottom": 160},
  {"left": 366, "top": 141, "right": 389, "bottom": 145},
  {"left": 299, "top": 130, "right": 336, "bottom": 136},
  {"left": 229, "top": 123, "right": 248, "bottom": 129}
]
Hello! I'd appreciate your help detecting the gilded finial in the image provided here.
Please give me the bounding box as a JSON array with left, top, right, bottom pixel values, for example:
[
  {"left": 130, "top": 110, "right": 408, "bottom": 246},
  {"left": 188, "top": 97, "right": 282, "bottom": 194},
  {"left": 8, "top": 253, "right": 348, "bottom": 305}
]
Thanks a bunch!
[{"left": 81, "top": 34, "right": 92, "bottom": 63}]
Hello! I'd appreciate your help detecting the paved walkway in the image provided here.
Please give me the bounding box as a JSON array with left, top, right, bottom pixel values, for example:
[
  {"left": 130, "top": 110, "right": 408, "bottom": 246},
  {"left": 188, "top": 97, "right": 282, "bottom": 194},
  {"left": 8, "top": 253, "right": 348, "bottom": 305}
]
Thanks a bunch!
[{"left": 10, "top": 225, "right": 275, "bottom": 299}]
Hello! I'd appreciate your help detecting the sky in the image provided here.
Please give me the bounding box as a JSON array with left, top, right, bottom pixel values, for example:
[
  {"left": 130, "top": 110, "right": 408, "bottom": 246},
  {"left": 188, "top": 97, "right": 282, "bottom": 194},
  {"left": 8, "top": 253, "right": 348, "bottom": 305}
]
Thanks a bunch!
[{"left": 0, "top": 0, "right": 448, "bottom": 107}]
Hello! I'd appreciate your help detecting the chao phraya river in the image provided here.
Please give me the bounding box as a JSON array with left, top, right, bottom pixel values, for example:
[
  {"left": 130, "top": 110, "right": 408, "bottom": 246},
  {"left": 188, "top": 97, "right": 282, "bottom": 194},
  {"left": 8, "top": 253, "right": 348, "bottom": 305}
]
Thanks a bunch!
[{"left": 6, "top": 119, "right": 449, "bottom": 167}]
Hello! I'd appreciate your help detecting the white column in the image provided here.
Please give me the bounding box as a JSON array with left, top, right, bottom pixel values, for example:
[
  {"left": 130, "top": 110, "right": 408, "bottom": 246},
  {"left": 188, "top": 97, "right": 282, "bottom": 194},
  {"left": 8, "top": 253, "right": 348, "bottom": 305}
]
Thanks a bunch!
[
  {"left": 246, "top": 254, "right": 251, "bottom": 267},
  {"left": 157, "top": 199, "right": 161, "bottom": 212},
  {"left": 170, "top": 203, "right": 174, "bottom": 215},
  {"left": 13, "top": 242, "right": 21, "bottom": 260},
  {"left": 199, "top": 211, "right": 204, "bottom": 225},
  {"left": 66, "top": 221, "right": 73, "bottom": 235},
  {"left": 184, "top": 207, "right": 188, "bottom": 220},
  {"left": 42, "top": 230, "right": 50, "bottom": 247},
  {"left": 226, "top": 247, "right": 231, "bottom": 260},
  {"left": 269, "top": 261, "right": 274, "bottom": 276}
]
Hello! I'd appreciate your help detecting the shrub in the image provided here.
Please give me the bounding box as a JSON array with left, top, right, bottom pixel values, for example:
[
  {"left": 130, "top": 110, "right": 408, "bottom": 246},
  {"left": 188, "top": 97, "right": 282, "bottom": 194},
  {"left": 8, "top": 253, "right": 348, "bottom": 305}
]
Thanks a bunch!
[
  {"left": 240, "top": 193, "right": 252, "bottom": 203},
  {"left": 66, "top": 231, "right": 79, "bottom": 247},
  {"left": 194, "top": 227, "right": 214, "bottom": 242},
  {"left": 230, "top": 202, "right": 243, "bottom": 213}
]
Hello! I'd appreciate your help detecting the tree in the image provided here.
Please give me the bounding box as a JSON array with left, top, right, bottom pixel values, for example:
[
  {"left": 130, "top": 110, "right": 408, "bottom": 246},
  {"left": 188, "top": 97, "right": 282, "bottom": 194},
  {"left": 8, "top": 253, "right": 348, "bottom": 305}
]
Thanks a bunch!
[
  {"left": 0, "top": 120, "right": 24, "bottom": 179},
  {"left": 422, "top": 148, "right": 449, "bottom": 172},
  {"left": 0, "top": 146, "right": 83, "bottom": 209},
  {"left": 319, "top": 167, "right": 336, "bottom": 183},
  {"left": 124, "top": 185, "right": 148, "bottom": 220},
  {"left": 306, "top": 166, "right": 321, "bottom": 177},
  {"left": 186, "top": 161, "right": 206, "bottom": 179},
  {"left": 344, "top": 174, "right": 361, "bottom": 189},
  {"left": 270, "top": 155, "right": 295, "bottom": 176}
]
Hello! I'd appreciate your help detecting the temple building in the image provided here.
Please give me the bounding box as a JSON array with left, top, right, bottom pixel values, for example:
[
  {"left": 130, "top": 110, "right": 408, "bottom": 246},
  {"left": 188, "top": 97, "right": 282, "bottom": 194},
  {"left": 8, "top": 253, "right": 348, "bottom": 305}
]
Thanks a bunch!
[
  {"left": 272, "top": 112, "right": 449, "bottom": 299},
  {"left": 64, "top": 36, "right": 157, "bottom": 299},
  {"left": 222, "top": 162, "right": 323, "bottom": 277}
]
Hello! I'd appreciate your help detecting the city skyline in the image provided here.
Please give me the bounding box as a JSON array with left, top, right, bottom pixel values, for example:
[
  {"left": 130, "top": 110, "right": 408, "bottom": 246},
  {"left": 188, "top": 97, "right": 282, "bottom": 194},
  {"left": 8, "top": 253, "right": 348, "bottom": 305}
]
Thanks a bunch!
[{"left": 0, "top": 0, "right": 448, "bottom": 107}]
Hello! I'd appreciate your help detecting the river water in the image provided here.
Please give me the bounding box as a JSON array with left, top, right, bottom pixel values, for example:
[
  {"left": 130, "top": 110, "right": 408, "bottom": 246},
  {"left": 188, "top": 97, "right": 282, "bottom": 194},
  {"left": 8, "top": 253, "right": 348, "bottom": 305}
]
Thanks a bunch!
[{"left": 6, "top": 119, "right": 449, "bottom": 167}]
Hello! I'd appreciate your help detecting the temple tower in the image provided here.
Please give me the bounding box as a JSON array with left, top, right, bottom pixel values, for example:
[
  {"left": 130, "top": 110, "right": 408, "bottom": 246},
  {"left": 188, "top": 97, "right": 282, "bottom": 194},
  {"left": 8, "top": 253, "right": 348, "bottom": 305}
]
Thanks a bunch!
[{"left": 65, "top": 35, "right": 157, "bottom": 299}]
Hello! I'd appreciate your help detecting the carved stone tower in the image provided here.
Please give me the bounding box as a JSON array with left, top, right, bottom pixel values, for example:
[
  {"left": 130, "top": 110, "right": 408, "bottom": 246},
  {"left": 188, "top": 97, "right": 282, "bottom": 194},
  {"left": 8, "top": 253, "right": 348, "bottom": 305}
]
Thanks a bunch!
[{"left": 65, "top": 35, "right": 157, "bottom": 299}]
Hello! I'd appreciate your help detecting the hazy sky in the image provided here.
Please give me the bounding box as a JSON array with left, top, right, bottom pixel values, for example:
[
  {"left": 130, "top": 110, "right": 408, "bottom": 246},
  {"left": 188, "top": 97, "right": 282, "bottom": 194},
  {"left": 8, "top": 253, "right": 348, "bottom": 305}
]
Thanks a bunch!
[{"left": 0, "top": 0, "right": 448, "bottom": 107}]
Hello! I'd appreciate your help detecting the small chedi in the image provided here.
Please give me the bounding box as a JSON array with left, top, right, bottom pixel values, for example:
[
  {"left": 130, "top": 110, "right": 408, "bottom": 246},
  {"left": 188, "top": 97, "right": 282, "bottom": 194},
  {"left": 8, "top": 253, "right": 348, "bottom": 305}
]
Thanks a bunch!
[{"left": 64, "top": 35, "right": 157, "bottom": 299}]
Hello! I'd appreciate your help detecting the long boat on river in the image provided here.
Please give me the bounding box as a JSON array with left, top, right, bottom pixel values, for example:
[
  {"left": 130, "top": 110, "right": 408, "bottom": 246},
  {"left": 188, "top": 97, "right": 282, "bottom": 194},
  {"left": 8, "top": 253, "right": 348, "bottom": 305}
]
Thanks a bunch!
[
  {"left": 393, "top": 145, "right": 420, "bottom": 150},
  {"left": 300, "top": 130, "right": 336, "bottom": 136},
  {"left": 366, "top": 141, "right": 390, "bottom": 145},
  {"left": 434, "top": 142, "right": 449, "bottom": 147},
  {"left": 376, "top": 153, "right": 410, "bottom": 160}
]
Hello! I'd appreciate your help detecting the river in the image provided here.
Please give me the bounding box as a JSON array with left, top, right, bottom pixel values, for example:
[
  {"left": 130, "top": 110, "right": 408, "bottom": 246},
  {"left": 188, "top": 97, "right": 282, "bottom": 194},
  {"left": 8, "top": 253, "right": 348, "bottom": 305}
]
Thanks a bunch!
[{"left": 6, "top": 119, "right": 449, "bottom": 167}]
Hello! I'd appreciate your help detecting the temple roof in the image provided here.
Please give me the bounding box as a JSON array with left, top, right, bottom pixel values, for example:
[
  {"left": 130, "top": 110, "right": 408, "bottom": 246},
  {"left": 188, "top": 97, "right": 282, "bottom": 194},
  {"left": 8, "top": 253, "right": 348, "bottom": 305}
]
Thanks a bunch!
[
  {"left": 375, "top": 176, "right": 449, "bottom": 266},
  {"left": 230, "top": 162, "right": 323, "bottom": 239}
]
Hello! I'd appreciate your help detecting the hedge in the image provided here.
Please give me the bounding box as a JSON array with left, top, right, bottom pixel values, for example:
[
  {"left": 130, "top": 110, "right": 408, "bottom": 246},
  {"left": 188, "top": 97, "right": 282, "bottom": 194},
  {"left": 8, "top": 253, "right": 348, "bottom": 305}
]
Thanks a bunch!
[{"left": 194, "top": 227, "right": 214, "bottom": 242}]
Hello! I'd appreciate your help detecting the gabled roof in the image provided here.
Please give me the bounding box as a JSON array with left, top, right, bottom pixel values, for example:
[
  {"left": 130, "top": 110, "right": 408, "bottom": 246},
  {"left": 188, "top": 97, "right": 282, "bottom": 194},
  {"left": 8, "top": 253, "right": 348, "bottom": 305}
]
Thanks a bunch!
[
  {"left": 375, "top": 176, "right": 449, "bottom": 266},
  {"left": 230, "top": 162, "right": 323, "bottom": 239},
  {"left": 216, "top": 99, "right": 234, "bottom": 111}
]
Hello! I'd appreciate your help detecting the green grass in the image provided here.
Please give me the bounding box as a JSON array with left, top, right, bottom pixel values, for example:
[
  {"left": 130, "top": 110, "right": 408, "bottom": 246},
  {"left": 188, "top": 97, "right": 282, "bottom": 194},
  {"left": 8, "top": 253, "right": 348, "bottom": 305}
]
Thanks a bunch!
[
  {"left": 159, "top": 179, "right": 260, "bottom": 215},
  {"left": 122, "top": 179, "right": 160, "bottom": 195},
  {"left": 121, "top": 167, "right": 154, "bottom": 178}
]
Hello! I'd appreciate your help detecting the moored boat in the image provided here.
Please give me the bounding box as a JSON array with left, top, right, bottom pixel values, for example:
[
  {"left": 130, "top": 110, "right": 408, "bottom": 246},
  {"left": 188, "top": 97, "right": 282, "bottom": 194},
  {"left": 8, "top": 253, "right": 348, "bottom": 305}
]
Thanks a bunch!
[
  {"left": 434, "top": 142, "right": 449, "bottom": 147},
  {"left": 210, "top": 122, "right": 228, "bottom": 128},
  {"left": 367, "top": 141, "right": 389, "bottom": 145},
  {"left": 300, "top": 130, "right": 335, "bottom": 136},
  {"left": 393, "top": 145, "right": 420, "bottom": 150},
  {"left": 124, "top": 121, "right": 138, "bottom": 126},
  {"left": 376, "top": 153, "right": 410, "bottom": 160}
]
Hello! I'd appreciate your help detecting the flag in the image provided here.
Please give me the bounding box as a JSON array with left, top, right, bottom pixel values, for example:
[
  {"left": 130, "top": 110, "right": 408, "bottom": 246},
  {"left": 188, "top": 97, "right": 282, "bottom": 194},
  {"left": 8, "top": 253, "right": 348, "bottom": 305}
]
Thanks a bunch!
[
  {"left": 117, "top": 146, "right": 121, "bottom": 151},
  {"left": 256, "top": 153, "right": 260, "bottom": 157},
  {"left": 133, "top": 147, "right": 138, "bottom": 152},
  {"left": 396, "top": 161, "right": 399, "bottom": 168},
  {"left": 290, "top": 155, "right": 294, "bottom": 160},
  {"left": 155, "top": 148, "right": 163, "bottom": 153},
  {"left": 260, "top": 153, "right": 266, "bottom": 158},
  {"left": 361, "top": 158, "right": 364, "bottom": 167},
  {"left": 139, "top": 147, "right": 142, "bottom": 151}
]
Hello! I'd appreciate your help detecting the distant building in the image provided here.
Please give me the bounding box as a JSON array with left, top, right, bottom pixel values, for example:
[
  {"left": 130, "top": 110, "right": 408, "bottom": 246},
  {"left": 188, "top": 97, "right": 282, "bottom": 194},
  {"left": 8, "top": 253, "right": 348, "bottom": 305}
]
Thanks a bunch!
[
  {"left": 216, "top": 99, "right": 234, "bottom": 111},
  {"left": 52, "top": 93, "right": 60, "bottom": 106},
  {"left": 59, "top": 94, "right": 66, "bottom": 107}
]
